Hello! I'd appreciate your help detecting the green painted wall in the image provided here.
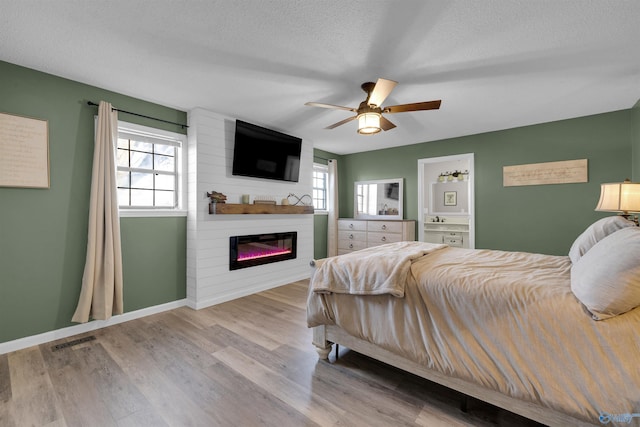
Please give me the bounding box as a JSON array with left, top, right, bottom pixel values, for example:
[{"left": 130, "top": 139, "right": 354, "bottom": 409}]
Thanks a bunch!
[
  {"left": 0, "top": 61, "right": 187, "bottom": 343},
  {"left": 313, "top": 215, "right": 328, "bottom": 260},
  {"left": 312, "top": 149, "right": 341, "bottom": 259},
  {"left": 334, "top": 110, "right": 632, "bottom": 256},
  {"left": 120, "top": 218, "right": 187, "bottom": 310}
]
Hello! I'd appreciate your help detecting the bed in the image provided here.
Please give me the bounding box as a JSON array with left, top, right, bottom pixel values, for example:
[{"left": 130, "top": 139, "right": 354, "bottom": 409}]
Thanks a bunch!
[{"left": 307, "top": 216, "right": 640, "bottom": 427}]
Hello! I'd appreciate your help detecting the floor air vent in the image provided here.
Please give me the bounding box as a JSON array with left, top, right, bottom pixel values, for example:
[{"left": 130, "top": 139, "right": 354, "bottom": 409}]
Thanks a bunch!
[{"left": 51, "top": 335, "right": 96, "bottom": 351}]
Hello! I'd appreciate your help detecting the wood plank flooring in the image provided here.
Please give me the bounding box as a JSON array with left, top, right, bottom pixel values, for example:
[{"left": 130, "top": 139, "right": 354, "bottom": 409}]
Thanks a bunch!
[{"left": 0, "top": 280, "right": 544, "bottom": 427}]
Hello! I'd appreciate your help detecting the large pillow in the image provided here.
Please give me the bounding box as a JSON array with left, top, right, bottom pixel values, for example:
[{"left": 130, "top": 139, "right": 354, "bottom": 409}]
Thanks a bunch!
[
  {"left": 568, "top": 216, "right": 635, "bottom": 264},
  {"left": 571, "top": 226, "right": 640, "bottom": 320}
]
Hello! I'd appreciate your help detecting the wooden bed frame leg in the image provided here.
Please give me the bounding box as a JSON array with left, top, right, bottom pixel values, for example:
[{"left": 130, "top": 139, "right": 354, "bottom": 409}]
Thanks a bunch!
[
  {"left": 315, "top": 344, "right": 332, "bottom": 360},
  {"left": 312, "top": 325, "right": 332, "bottom": 360}
]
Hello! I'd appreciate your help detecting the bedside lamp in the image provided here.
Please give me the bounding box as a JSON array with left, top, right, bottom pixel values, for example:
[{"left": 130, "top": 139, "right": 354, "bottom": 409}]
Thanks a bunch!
[{"left": 595, "top": 179, "right": 640, "bottom": 225}]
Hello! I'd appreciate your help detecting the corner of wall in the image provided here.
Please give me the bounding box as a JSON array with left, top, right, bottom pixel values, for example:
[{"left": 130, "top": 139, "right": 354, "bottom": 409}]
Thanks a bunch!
[{"left": 632, "top": 99, "right": 640, "bottom": 182}]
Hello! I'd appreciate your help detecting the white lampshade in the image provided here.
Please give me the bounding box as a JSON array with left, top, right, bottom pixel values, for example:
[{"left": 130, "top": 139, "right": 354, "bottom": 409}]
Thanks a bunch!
[
  {"left": 595, "top": 180, "right": 640, "bottom": 213},
  {"left": 357, "top": 112, "right": 381, "bottom": 135}
]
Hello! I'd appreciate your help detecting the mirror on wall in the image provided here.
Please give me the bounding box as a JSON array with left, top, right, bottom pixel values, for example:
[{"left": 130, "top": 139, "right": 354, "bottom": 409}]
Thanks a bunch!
[
  {"left": 354, "top": 178, "right": 403, "bottom": 220},
  {"left": 431, "top": 181, "right": 469, "bottom": 214}
]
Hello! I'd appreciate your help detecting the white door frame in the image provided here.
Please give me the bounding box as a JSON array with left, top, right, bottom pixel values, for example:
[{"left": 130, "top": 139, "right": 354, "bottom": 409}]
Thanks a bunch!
[{"left": 418, "top": 153, "right": 475, "bottom": 248}]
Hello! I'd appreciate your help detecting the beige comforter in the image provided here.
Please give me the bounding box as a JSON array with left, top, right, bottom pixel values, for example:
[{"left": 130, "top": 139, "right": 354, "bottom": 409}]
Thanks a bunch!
[
  {"left": 312, "top": 241, "right": 446, "bottom": 297},
  {"left": 307, "top": 246, "right": 640, "bottom": 425}
]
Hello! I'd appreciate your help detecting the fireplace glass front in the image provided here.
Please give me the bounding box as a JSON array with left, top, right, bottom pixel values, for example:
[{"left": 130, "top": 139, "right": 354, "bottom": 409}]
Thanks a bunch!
[{"left": 229, "top": 232, "right": 297, "bottom": 270}]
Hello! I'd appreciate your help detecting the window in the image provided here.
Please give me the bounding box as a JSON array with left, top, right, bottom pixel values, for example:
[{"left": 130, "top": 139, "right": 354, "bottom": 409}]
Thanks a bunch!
[
  {"left": 313, "top": 163, "right": 328, "bottom": 212},
  {"left": 115, "top": 121, "right": 186, "bottom": 215}
]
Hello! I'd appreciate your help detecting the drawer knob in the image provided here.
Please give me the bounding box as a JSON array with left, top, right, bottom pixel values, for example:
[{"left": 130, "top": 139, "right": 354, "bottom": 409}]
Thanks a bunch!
[
  {"left": 381, "top": 224, "right": 387, "bottom": 230},
  {"left": 349, "top": 234, "right": 354, "bottom": 239},
  {"left": 349, "top": 243, "right": 353, "bottom": 249},
  {"left": 349, "top": 223, "right": 354, "bottom": 229},
  {"left": 381, "top": 236, "right": 386, "bottom": 242}
]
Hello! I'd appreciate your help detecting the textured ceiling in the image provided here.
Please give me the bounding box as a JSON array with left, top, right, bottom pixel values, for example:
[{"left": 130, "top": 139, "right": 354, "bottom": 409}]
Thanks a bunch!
[{"left": 1, "top": 0, "right": 639, "bottom": 154}]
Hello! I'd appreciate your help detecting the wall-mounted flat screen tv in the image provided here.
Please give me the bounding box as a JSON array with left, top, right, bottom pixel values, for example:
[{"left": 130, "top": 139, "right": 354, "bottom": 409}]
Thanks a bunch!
[{"left": 232, "top": 120, "right": 302, "bottom": 182}]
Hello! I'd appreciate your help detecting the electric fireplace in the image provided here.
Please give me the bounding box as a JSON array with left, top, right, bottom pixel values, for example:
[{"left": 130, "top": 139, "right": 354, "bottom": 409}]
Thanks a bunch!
[{"left": 229, "top": 232, "right": 297, "bottom": 270}]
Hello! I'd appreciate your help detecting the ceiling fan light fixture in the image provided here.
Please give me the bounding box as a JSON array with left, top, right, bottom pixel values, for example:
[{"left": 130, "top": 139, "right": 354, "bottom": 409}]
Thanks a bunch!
[
  {"left": 357, "top": 112, "right": 381, "bottom": 135},
  {"left": 305, "top": 78, "right": 441, "bottom": 133}
]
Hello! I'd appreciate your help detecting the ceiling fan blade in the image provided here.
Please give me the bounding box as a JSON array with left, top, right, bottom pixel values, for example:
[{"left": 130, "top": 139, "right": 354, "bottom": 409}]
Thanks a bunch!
[
  {"left": 305, "top": 102, "right": 357, "bottom": 112},
  {"left": 325, "top": 115, "right": 357, "bottom": 129},
  {"left": 384, "top": 100, "right": 441, "bottom": 113},
  {"left": 380, "top": 116, "right": 396, "bottom": 131},
  {"left": 367, "top": 78, "right": 398, "bottom": 107}
]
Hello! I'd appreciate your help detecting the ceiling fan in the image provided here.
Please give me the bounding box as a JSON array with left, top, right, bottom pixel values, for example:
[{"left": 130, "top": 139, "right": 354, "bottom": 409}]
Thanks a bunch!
[{"left": 305, "top": 78, "right": 441, "bottom": 135}]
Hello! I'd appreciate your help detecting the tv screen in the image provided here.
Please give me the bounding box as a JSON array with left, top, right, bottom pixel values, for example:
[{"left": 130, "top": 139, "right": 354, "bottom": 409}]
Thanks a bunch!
[{"left": 232, "top": 120, "right": 302, "bottom": 182}]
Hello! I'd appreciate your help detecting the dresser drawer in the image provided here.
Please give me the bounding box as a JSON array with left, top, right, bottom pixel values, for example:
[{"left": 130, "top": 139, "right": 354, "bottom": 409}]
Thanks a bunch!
[
  {"left": 338, "top": 240, "right": 367, "bottom": 252},
  {"left": 338, "top": 219, "right": 367, "bottom": 232},
  {"left": 367, "top": 221, "right": 403, "bottom": 233},
  {"left": 444, "top": 237, "right": 463, "bottom": 247},
  {"left": 444, "top": 231, "right": 463, "bottom": 238},
  {"left": 338, "top": 230, "right": 367, "bottom": 243},
  {"left": 367, "top": 232, "right": 403, "bottom": 247}
]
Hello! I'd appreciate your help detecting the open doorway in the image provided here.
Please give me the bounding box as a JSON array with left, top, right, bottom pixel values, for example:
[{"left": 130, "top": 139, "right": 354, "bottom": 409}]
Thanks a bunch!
[{"left": 418, "top": 154, "right": 475, "bottom": 248}]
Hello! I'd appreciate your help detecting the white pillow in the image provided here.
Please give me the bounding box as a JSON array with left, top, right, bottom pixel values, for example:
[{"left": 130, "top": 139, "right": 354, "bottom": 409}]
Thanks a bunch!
[
  {"left": 568, "top": 216, "right": 635, "bottom": 264},
  {"left": 571, "top": 226, "right": 640, "bottom": 320}
]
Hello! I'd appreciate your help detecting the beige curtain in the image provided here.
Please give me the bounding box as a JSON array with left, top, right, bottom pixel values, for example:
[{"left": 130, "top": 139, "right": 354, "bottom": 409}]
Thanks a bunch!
[
  {"left": 72, "top": 101, "right": 123, "bottom": 323},
  {"left": 327, "top": 159, "right": 339, "bottom": 257}
]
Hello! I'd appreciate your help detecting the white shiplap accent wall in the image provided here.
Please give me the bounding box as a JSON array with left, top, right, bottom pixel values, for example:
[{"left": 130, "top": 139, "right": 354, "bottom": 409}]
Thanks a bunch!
[{"left": 187, "top": 108, "right": 313, "bottom": 309}]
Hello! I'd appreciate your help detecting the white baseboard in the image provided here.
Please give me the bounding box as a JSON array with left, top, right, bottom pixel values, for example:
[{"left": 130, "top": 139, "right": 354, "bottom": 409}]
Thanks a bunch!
[
  {"left": 186, "top": 273, "right": 310, "bottom": 310},
  {"left": 0, "top": 299, "right": 187, "bottom": 355}
]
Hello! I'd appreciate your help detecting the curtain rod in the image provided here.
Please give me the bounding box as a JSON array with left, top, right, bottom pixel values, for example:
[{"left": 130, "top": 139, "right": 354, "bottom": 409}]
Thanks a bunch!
[{"left": 87, "top": 101, "right": 188, "bottom": 129}]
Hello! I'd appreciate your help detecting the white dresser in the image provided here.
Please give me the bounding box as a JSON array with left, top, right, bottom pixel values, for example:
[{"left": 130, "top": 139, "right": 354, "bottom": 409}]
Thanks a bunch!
[{"left": 337, "top": 219, "right": 416, "bottom": 255}]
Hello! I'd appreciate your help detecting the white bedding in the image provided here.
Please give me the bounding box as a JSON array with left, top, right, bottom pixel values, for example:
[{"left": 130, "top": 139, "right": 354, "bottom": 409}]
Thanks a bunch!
[{"left": 307, "top": 246, "right": 640, "bottom": 425}]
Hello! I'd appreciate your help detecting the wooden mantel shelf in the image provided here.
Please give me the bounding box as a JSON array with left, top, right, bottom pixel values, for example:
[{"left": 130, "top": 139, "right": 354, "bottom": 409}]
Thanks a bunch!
[{"left": 209, "top": 203, "right": 314, "bottom": 215}]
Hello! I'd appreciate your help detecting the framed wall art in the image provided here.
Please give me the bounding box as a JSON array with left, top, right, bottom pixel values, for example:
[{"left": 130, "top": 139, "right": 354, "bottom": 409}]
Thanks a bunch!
[
  {"left": 444, "top": 191, "right": 457, "bottom": 206},
  {"left": 0, "top": 112, "right": 49, "bottom": 188},
  {"left": 503, "top": 159, "right": 587, "bottom": 187}
]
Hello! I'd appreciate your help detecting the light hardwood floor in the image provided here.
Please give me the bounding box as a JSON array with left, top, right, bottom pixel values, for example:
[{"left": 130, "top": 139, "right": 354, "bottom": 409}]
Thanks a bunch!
[{"left": 0, "top": 280, "right": 543, "bottom": 427}]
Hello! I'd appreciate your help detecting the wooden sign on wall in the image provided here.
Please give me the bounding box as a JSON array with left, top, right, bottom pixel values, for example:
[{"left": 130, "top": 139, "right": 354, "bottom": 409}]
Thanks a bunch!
[
  {"left": 503, "top": 159, "right": 588, "bottom": 187},
  {"left": 0, "top": 112, "right": 49, "bottom": 188}
]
